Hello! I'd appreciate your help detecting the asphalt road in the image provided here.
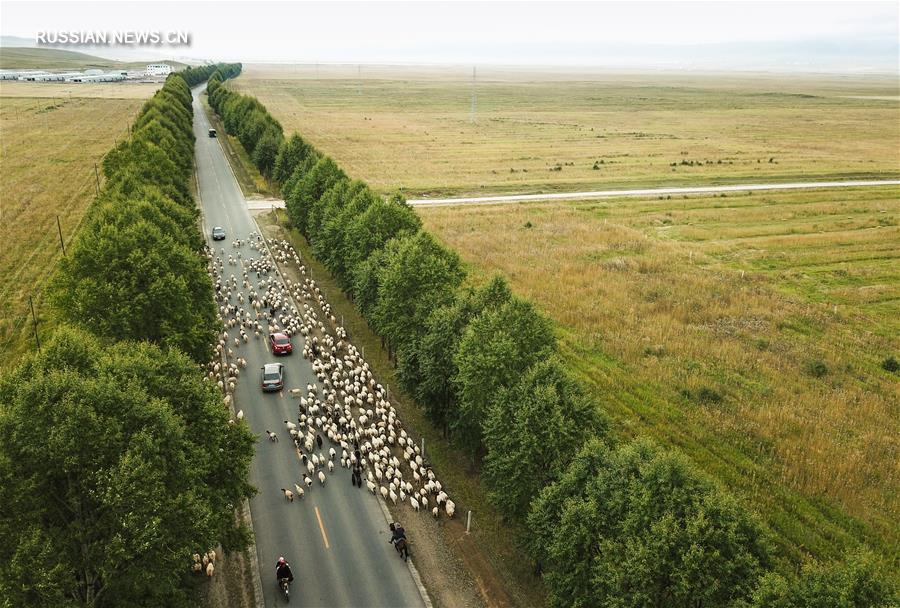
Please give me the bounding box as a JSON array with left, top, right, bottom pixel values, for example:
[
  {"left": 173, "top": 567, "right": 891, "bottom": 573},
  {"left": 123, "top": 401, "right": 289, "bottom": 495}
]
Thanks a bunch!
[
  {"left": 405, "top": 179, "right": 900, "bottom": 206},
  {"left": 192, "top": 86, "right": 428, "bottom": 608}
]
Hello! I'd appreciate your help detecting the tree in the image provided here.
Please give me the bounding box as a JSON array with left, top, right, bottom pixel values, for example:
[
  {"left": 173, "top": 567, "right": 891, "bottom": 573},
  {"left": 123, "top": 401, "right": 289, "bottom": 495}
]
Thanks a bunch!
[
  {"left": 398, "top": 275, "right": 511, "bottom": 432},
  {"left": 529, "top": 439, "right": 771, "bottom": 608},
  {"left": 483, "top": 357, "right": 607, "bottom": 518},
  {"left": 750, "top": 551, "right": 898, "bottom": 608},
  {"left": 452, "top": 296, "right": 555, "bottom": 459},
  {"left": 286, "top": 156, "right": 346, "bottom": 235},
  {"left": 320, "top": 184, "right": 376, "bottom": 284},
  {"left": 342, "top": 193, "right": 422, "bottom": 274},
  {"left": 371, "top": 231, "right": 465, "bottom": 355},
  {"left": 0, "top": 327, "right": 255, "bottom": 608},
  {"left": 272, "top": 133, "right": 314, "bottom": 184},
  {"left": 49, "top": 207, "right": 217, "bottom": 363},
  {"left": 251, "top": 126, "right": 282, "bottom": 177}
]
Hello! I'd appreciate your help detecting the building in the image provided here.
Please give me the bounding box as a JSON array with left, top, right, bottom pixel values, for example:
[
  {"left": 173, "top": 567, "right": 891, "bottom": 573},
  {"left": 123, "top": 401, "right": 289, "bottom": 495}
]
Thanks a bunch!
[{"left": 146, "top": 63, "right": 173, "bottom": 76}]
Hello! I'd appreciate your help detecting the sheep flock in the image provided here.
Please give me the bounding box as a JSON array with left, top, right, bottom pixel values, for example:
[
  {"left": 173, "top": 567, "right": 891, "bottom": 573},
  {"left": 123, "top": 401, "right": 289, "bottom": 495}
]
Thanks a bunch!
[{"left": 197, "top": 231, "right": 457, "bottom": 569}]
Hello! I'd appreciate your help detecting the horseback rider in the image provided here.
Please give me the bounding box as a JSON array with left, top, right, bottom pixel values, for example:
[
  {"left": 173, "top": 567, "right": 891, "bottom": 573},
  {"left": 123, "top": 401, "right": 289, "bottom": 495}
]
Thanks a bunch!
[{"left": 389, "top": 522, "right": 406, "bottom": 547}]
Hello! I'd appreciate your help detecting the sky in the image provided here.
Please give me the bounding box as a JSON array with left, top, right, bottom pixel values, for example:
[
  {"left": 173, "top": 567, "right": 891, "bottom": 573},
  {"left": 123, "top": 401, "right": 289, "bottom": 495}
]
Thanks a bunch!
[{"left": 1, "top": 0, "right": 898, "bottom": 71}]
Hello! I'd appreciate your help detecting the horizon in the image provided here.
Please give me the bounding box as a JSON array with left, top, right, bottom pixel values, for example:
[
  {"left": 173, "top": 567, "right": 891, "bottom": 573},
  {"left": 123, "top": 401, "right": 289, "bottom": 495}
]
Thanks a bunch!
[{"left": 1, "top": 1, "right": 898, "bottom": 73}]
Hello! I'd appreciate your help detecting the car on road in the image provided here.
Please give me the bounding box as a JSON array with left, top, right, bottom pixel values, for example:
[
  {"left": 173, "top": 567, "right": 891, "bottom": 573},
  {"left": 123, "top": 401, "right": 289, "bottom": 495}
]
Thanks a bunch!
[
  {"left": 261, "top": 363, "right": 285, "bottom": 392},
  {"left": 269, "top": 332, "right": 293, "bottom": 355},
  {"left": 208, "top": 128, "right": 217, "bottom": 138},
  {"left": 212, "top": 226, "right": 226, "bottom": 240}
]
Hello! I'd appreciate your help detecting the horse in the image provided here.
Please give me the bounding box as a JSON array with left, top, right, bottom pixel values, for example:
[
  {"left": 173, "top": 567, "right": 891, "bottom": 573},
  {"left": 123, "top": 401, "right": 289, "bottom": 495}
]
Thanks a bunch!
[{"left": 394, "top": 537, "right": 409, "bottom": 562}]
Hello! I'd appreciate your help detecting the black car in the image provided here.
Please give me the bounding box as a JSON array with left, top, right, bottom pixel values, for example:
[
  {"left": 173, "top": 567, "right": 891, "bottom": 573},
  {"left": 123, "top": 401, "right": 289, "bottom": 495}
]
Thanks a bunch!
[
  {"left": 208, "top": 128, "right": 217, "bottom": 138},
  {"left": 261, "top": 363, "right": 285, "bottom": 392},
  {"left": 212, "top": 226, "right": 226, "bottom": 240}
]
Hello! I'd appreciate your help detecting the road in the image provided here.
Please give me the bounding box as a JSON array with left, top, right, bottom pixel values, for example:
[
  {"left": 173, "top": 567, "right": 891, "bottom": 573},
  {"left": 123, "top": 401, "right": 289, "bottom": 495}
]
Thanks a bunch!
[
  {"left": 405, "top": 179, "right": 900, "bottom": 206},
  {"left": 192, "top": 86, "right": 428, "bottom": 608}
]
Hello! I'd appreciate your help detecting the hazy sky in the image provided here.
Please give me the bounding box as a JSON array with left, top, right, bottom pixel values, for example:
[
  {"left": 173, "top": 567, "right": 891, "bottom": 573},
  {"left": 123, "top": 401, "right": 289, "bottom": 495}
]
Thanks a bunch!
[{"left": 2, "top": 0, "right": 898, "bottom": 70}]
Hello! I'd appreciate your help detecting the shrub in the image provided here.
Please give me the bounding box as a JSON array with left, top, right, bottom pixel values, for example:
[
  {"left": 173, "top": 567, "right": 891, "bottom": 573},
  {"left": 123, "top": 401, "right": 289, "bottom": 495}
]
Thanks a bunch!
[{"left": 881, "top": 356, "right": 899, "bottom": 373}]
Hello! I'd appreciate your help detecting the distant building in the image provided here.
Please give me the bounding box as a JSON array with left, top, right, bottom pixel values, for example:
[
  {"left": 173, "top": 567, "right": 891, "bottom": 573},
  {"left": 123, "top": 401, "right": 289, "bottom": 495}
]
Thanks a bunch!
[{"left": 146, "top": 63, "right": 172, "bottom": 76}]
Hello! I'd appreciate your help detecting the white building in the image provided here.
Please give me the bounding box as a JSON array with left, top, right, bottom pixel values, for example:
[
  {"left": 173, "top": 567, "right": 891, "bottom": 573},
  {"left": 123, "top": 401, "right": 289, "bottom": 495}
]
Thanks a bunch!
[{"left": 146, "top": 63, "right": 173, "bottom": 76}]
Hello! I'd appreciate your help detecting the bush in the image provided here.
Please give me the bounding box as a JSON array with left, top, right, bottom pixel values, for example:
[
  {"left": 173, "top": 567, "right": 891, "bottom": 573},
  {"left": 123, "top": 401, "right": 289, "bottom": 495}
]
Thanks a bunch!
[
  {"left": 881, "top": 356, "right": 899, "bottom": 373},
  {"left": 806, "top": 359, "right": 829, "bottom": 378}
]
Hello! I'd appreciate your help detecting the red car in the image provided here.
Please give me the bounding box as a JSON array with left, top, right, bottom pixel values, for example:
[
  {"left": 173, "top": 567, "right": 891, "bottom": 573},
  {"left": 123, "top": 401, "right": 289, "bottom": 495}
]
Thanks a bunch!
[{"left": 269, "top": 332, "right": 293, "bottom": 355}]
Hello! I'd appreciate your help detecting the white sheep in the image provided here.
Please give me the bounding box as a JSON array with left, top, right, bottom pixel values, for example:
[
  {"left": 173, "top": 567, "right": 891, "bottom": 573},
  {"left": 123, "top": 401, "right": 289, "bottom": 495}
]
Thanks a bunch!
[{"left": 281, "top": 488, "right": 294, "bottom": 502}]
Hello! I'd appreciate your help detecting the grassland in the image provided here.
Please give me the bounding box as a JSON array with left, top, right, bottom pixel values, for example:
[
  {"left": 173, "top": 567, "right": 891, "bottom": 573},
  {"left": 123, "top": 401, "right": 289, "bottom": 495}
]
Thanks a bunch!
[
  {"left": 231, "top": 64, "right": 900, "bottom": 197},
  {"left": 0, "top": 89, "right": 150, "bottom": 367},
  {"left": 417, "top": 186, "right": 899, "bottom": 570},
  {"left": 0, "top": 46, "right": 185, "bottom": 70}
]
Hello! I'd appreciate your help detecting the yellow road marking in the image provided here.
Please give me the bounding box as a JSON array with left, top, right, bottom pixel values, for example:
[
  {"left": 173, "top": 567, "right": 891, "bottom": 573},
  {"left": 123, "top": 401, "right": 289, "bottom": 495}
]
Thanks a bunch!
[{"left": 314, "top": 506, "right": 330, "bottom": 549}]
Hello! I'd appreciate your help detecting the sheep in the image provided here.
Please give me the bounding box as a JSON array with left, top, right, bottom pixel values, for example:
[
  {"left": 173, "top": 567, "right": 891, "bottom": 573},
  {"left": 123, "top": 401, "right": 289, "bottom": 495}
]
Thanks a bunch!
[
  {"left": 304, "top": 475, "right": 313, "bottom": 487},
  {"left": 206, "top": 562, "right": 215, "bottom": 577},
  {"left": 380, "top": 486, "right": 389, "bottom": 500},
  {"left": 445, "top": 499, "right": 455, "bottom": 518},
  {"left": 432, "top": 506, "right": 439, "bottom": 518},
  {"left": 208, "top": 550, "right": 216, "bottom": 564},
  {"left": 366, "top": 480, "right": 376, "bottom": 494},
  {"left": 284, "top": 420, "right": 297, "bottom": 431},
  {"left": 410, "top": 496, "right": 420, "bottom": 512},
  {"left": 236, "top": 410, "right": 244, "bottom": 421},
  {"left": 266, "top": 430, "right": 278, "bottom": 442},
  {"left": 281, "top": 488, "right": 294, "bottom": 502},
  {"left": 293, "top": 483, "right": 305, "bottom": 500},
  {"left": 327, "top": 460, "right": 334, "bottom": 472},
  {"left": 318, "top": 470, "right": 326, "bottom": 485}
]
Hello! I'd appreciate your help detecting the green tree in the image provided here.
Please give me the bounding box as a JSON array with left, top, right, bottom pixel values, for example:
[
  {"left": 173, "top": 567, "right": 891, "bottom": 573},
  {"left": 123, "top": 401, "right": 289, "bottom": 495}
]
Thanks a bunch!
[
  {"left": 286, "top": 156, "right": 346, "bottom": 235},
  {"left": 452, "top": 296, "right": 555, "bottom": 459},
  {"left": 398, "top": 275, "right": 511, "bottom": 432},
  {"left": 272, "top": 133, "right": 314, "bottom": 183},
  {"left": 483, "top": 357, "right": 607, "bottom": 518},
  {"left": 49, "top": 206, "right": 217, "bottom": 363},
  {"left": 371, "top": 231, "right": 465, "bottom": 355},
  {"left": 529, "top": 439, "right": 771, "bottom": 608},
  {"left": 343, "top": 192, "right": 422, "bottom": 274},
  {"left": 750, "top": 551, "right": 898, "bottom": 608},
  {"left": 0, "top": 327, "right": 255, "bottom": 608},
  {"left": 251, "top": 126, "right": 283, "bottom": 177}
]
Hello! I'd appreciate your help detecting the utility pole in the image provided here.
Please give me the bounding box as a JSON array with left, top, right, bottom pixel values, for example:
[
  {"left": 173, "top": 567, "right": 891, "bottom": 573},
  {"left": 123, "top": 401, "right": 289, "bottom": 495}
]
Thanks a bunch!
[
  {"left": 56, "top": 215, "right": 66, "bottom": 256},
  {"left": 357, "top": 64, "right": 362, "bottom": 96},
  {"left": 470, "top": 66, "right": 477, "bottom": 124},
  {"left": 93, "top": 163, "right": 101, "bottom": 196},
  {"left": 29, "top": 296, "right": 40, "bottom": 354}
]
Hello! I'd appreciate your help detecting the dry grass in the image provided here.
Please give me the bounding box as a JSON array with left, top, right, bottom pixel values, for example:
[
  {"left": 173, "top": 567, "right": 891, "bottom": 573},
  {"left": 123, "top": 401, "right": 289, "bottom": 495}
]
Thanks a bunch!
[
  {"left": 0, "top": 93, "right": 147, "bottom": 367},
  {"left": 0, "top": 81, "right": 162, "bottom": 99},
  {"left": 231, "top": 65, "right": 900, "bottom": 197},
  {"left": 418, "top": 186, "right": 900, "bottom": 569}
]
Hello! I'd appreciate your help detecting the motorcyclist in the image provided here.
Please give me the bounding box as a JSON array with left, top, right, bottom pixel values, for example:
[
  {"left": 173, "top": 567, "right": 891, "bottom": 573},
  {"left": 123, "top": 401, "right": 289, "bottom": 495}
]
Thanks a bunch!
[{"left": 276, "top": 556, "right": 294, "bottom": 584}]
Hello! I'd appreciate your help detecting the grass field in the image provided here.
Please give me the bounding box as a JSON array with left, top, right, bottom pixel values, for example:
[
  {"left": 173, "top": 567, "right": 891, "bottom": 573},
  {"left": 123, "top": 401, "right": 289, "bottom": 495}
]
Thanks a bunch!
[
  {"left": 0, "top": 89, "right": 150, "bottom": 367},
  {"left": 417, "top": 186, "right": 900, "bottom": 570},
  {"left": 0, "top": 46, "right": 185, "bottom": 70},
  {"left": 231, "top": 64, "right": 900, "bottom": 197}
]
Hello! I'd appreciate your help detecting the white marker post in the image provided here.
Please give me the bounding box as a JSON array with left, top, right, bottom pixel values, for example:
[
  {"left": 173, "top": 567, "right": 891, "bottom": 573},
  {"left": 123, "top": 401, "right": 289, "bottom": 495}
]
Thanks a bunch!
[
  {"left": 421, "top": 438, "right": 425, "bottom": 458},
  {"left": 466, "top": 510, "right": 472, "bottom": 534}
]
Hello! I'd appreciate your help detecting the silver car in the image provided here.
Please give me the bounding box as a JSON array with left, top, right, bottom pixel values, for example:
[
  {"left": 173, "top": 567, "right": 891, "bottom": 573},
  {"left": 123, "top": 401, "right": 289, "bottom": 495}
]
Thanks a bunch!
[{"left": 261, "top": 363, "right": 284, "bottom": 392}]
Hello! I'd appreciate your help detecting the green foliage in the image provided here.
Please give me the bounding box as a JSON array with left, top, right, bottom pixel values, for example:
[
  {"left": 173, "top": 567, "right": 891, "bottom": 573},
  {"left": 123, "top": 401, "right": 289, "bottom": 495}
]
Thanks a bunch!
[
  {"left": 342, "top": 192, "right": 422, "bottom": 276},
  {"left": 806, "top": 359, "right": 829, "bottom": 378},
  {"left": 483, "top": 357, "right": 607, "bottom": 518},
  {"left": 528, "top": 439, "right": 772, "bottom": 608},
  {"left": 48, "top": 198, "right": 218, "bottom": 363},
  {"left": 750, "top": 550, "right": 898, "bottom": 608},
  {"left": 881, "top": 356, "right": 898, "bottom": 373},
  {"left": 398, "top": 275, "right": 512, "bottom": 429},
  {"left": 273, "top": 133, "right": 315, "bottom": 183},
  {"left": 286, "top": 156, "right": 346, "bottom": 235},
  {"left": 371, "top": 231, "right": 464, "bottom": 352},
  {"left": 251, "top": 126, "right": 282, "bottom": 177},
  {"left": 0, "top": 327, "right": 255, "bottom": 608},
  {"left": 452, "top": 296, "right": 555, "bottom": 457}
]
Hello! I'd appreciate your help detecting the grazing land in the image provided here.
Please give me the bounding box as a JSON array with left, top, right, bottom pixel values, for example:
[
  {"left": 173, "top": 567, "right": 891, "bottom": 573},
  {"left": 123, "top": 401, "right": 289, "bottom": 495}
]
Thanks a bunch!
[
  {"left": 0, "top": 89, "right": 151, "bottom": 366},
  {"left": 231, "top": 64, "right": 900, "bottom": 197},
  {"left": 0, "top": 46, "right": 185, "bottom": 70},
  {"left": 418, "top": 186, "right": 900, "bottom": 569}
]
